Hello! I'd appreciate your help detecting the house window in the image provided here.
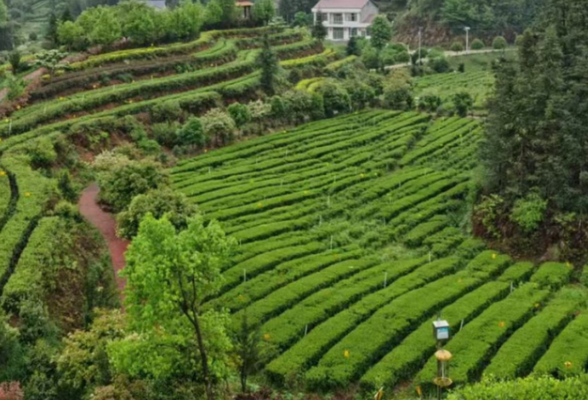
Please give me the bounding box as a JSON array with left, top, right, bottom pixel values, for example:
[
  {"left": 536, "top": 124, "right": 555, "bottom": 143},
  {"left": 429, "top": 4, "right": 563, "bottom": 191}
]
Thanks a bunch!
[
  {"left": 333, "top": 28, "right": 344, "bottom": 40},
  {"left": 346, "top": 13, "right": 357, "bottom": 22},
  {"left": 350, "top": 28, "right": 358, "bottom": 37},
  {"left": 333, "top": 13, "right": 343, "bottom": 24},
  {"left": 322, "top": 13, "right": 328, "bottom": 21}
]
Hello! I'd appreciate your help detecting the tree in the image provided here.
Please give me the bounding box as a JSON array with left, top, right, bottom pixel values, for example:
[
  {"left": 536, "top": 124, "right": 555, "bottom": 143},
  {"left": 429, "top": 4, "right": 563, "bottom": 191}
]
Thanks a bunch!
[
  {"left": 58, "top": 21, "right": 84, "bottom": 50},
  {"left": 116, "top": 189, "right": 197, "bottom": 239},
  {"left": 252, "top": 0, "right": 275, "bottom": 25},
  {"left": 452, "top": 91, "right": 473, "bottom": 116},
  {"left": 492, "top": 36, "right": 508, "bottom": 50},
  {"left": 347, "top": 36, "right": 360, "bottom": 56},
  {"left": 96, "top": 159, "right": 168, "bottom": 212},
  {"left": 318, "top": 82, "right": 351, "bottom": 117},
  {"left": 117, "top": 1, "right": 157, "bottom": 46},
  {"left": 218, "top": 0, "right": 236, "bottom": 26},
  {"left": 311, "top": 11, "right": 327, "bottom": 41},
  {"left": 441, "top": 0, "right": 475, "bottom": 30},
  {"left": 176, "top": 117, "right": 206, "bottom": 147},
  {"left": 57, "top": 310, "right": 125, "bottom": 398},
  {"left": 47, "top": 12, "right": 58, "bottom": 43},
  {"left": 370, "top": 15, "right": 392, "bottom": 52},
  {"left": 233, "top": 312, "right": 263, "bottom": 393},
  {"left": 293, "top": 11, "right": 310, "bottom": 27},
  {"left": 0, "top": 0, "right": 6, "bottom": 27},
  {"left": 201, "top": 108, "right": 237, "bottom": 146},
  {"left": 256, "top": 35, "right": 279, "bottom": 95},
  {"left": 451, "top": 41, "right": 464, "bottom": 52},
  {"left": 228, "top": 103, "right": 252, "bottom": 128},
  {"left": 471, "top": 38, "right": 485, "bottom": 50},
  {"left": 111, "top": 214, "right": 237, "bottom": 400}
]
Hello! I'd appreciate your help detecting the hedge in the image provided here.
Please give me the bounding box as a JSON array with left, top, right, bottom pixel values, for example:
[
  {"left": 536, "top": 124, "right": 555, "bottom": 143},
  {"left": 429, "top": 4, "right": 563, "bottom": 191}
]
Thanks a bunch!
[
  {"left": 265, "top": 256, "right": 466, "bottom": 386},
  {"left": 68, "top": 26, "right": 283, "bottom": 70},
  {"left": 233, "top": 258, "right": 377, "bottom": 328},
  {"left": 2, "top": 217, "right": 62, "bottom": 313},
  {"left": 359, "top": 261, "right": 534, "bottom": 392},
  {"left": 304, "top": 251, "right": 512, "bottom": 391},
  {"left": 415, "top": 283, "right": 551, "bottom": 390},
  {"left": 484, "top": 287, "right": 586, "bottom": 379},
  {"left": 31, "top": 40, "right": 239, "bottom": 101},
  {"left": 533, "top": 311, "right": 588, "bottom": 377},
  {"left": 212, "top": 248, "right": 362, "bottom": 313},
  {"left": 218, "top": 243, "right": 325, "bottom": 293},
  {"left": 261, "top": 256, "right": 428, "bottom": 352},
  {"left": 447, "top": 375, "right": 588, "bottom": 400},
  {"left": 530, "top": 262, "right": 573, "bottom": 290}
]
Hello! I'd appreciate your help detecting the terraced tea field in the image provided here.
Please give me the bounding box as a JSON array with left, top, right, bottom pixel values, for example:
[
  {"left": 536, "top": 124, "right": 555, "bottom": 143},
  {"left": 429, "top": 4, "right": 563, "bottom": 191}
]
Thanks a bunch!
[{"left": 172, "top": 110, "right": 587, "bottom": 393}]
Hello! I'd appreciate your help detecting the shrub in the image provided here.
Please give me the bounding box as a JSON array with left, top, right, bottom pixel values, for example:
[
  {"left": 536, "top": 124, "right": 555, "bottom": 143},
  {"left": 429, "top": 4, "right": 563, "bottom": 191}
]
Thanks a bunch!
[
  {"left": 310, "top": 93, "right": 325, "bottom": 120},
  {"left": 151, "top": 121, "right": 181, "bottom": 148},
  {"left": 201, "top": 108, "right": 236, "bottom": 146},
  {"left": 429, "top": 56, "right": 450, "bottom": 73},
  {"left": 471, "top": 38, "right": 484, "bottom": 50},
  {"left": 270, "top": 95, "right": 288, "bottom": 120},
  {"left": 361, "top": 44, "right": 379, "bottom": 69},
  {"left": 116, "top": 189, "right": 197, "bottom": 239},
  {"left": 8, "top": 51, "right": 21, "bottom": 72},
  {"left": 451, "top": 41, "right": 464, "bottom": 52},
  {"left": 452, "top": 91, "right": 474, "bottom": 117},
  {"left": 176, "top": 117, "right": 205, "bottom": 148},
  {"left": 25, "top": 137, "right": 58, "bottom": 169},
  {"left": 227, "top": 102, "right": 251, "bottom": 128},
  {"left": 150, "top": 100, "right": 183, "bottom": 123},
  {"left": 383, "top": 87, "right": 413, "bottom": 110},
  {"left": 511, "top": 192, "right": 548, "bottom": 233},
  {"left": 317, "top": 82, "right": 351, "bottom": 118},
  {"left": 394, "top": 51, "right": 410, "bottom": 63},
  {"left": 96, "top": 159, "right": 168, "bottom": 212},
  {"left": 29, "top": 32, "right": 38, "bottom": 41},
  {"left": 493, "top": 36, "right": 508, "bottom": 50}
]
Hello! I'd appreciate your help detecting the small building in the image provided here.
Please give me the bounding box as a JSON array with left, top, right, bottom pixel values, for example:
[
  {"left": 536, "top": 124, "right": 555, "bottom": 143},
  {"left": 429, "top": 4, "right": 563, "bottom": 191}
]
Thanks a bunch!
[
  {"left": 236, "top": 0, "right": 253, "bottom": 19},
  {"left": 311, "top": 0, "right": 379, "bottom": 41}
]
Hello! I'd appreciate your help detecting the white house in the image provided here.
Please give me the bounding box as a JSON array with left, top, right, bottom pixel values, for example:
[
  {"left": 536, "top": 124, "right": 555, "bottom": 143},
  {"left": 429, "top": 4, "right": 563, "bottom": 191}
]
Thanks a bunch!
[{"left": 311, "top": 0, "right": 379, "bottom": 41}]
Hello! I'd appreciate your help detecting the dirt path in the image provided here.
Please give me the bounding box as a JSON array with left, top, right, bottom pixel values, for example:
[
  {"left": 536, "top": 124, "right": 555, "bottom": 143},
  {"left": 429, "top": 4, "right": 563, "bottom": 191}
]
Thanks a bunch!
[
  {"left": 78, "top": 183, "right": 128, "bottom": 300},
  {"left": 0, "top": 67, "right": 46, "bottom": 103}
]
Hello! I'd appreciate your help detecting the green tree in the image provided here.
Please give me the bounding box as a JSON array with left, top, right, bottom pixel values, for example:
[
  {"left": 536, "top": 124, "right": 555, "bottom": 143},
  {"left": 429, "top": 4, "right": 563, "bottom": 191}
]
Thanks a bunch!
[
  {"left": 176, "top": 117, "right": 206, "bottom": 147},
  {"left": 370, "top": 15, "right": 392, "bottom": 52},
  {"left": 256, "top": 35, "right": 279, "bottom": 95},
  {"left": 218, "top": 0, "right": 236, "bottom": 26},
  {"left": 111, "top": 214, "right": 237, "bottom": 400},
  {"left": 471, "top": 38, "right": 485, "bottom": 50},
  {"left": 96, "top": 159, "right": 168, "bottom": 212},
  {"left": 441, "top": 0, "right": 475, "bottom": 30},
  {"left": 252, "top": 0, "right": 275, "bottom": 25},
  {"left": 118, "top": 1, "right": 157, "bottom": 46},
  {"left": 228, "top": 102, "right": 252, "bottom": 128},
  {"left": 0, "top": 0, "right": 7, "bottom": 27},
  {"left": 57, "top": 20, "right": 84, "bottom": 50},
  {"left": 492, "top": 36, "right": 508, "bottom": 50},
  {"left": 204, "top": 0, "right": 223, "bottom": 27},
  {"left": 311, "top": 11, "right": 327, "bottom": 41},
  {"left": 57, "top": 310, "right": 125, "bottom": 397},
  {"left": 347, "top": 36, "right": 360, "bottom": 56},
  {"left": 116, "top": 189, "right": 197, "bottom": 239},
  {"left": 201, "top": 108, "right": 237, "bottom": 146},
  {"left": 293, "top": 11, "right": 310, "bottom": 27},
  {"left": 233, "top": 312, "right": 263, "bottom": 393},
  {"left": 452, "top": 91, "right": 473, "bottom": 116}
]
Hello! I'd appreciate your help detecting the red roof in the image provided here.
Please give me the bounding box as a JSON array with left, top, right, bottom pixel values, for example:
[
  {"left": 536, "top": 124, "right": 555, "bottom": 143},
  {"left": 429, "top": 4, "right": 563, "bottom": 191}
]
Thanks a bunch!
[
  {"left": 236, "top": 0, "right": 253, "bottom": 6},
  {"left": 313, "top": 0, "right": 371, "bottom": 9}
]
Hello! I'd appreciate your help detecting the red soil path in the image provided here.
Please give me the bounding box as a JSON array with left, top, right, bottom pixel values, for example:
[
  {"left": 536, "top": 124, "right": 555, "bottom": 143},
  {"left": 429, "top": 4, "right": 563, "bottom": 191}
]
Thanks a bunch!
[{"left": 78, "top": 183, "right": 128, "bottom": 299}]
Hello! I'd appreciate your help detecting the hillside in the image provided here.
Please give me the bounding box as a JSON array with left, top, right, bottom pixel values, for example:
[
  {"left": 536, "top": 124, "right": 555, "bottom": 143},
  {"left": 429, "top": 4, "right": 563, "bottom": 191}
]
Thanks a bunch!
[{"left": 0, "top": 5, "right": 586, "bottom": 398}]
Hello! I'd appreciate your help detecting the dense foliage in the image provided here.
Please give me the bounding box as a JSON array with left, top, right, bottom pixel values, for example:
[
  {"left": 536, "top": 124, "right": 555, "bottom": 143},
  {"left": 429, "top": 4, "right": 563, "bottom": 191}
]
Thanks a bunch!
[{"left": 479, "top": 0, "right": 588, "bottom": 258}]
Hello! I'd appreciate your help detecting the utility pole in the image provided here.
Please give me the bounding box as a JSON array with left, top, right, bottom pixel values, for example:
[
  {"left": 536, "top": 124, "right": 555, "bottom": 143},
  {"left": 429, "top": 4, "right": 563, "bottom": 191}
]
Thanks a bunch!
[
  {"left": 418, "top": 27, "right": 423, "bottom": 65},
  {"left": 464, "top": 26, "right": 470, "bottom": 54}
]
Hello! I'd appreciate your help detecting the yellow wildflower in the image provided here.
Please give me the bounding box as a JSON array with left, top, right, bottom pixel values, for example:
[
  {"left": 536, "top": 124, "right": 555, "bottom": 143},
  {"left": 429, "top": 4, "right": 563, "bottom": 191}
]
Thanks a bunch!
[
  {"left": 263, "top": 333, "right": 270, "bottom": 340},
  {"left": 565, "top": 361, "right": 573, "bottom": 368},
  {"left": 498, "top": 321, "right": 505, "bottom": 328},
  {"left": 344, "top": 350, "right": 350, "bottom": 358},
  {"left": 492, "top": 253, "right": 497, "bottom": 259},
  {"left": 24, "top": 192, "right": 31, "bottom": 197},
  {"left": 0, "top": 170, "right": 5, "bottom": 177}
]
